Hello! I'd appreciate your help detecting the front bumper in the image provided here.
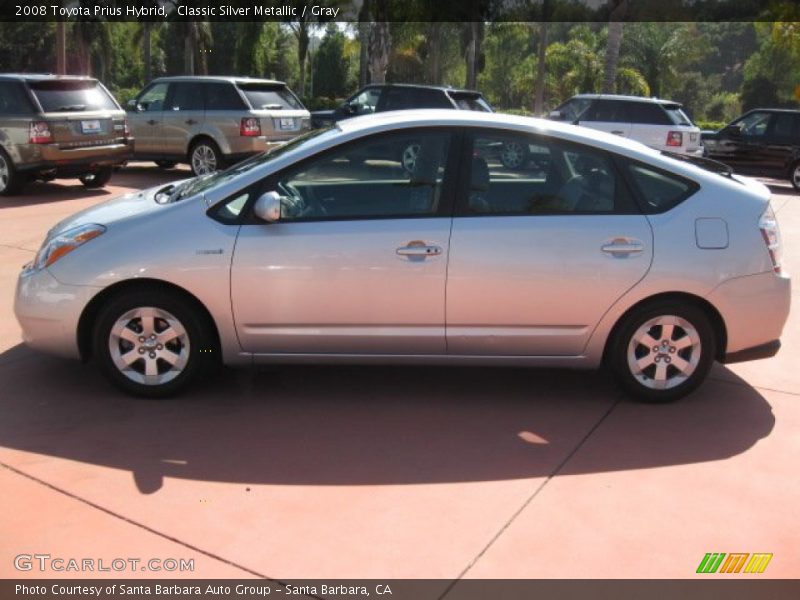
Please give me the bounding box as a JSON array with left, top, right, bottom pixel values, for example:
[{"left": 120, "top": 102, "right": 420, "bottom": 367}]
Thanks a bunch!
[
  {"left": 14, "top": 267, "right": 100, "bottom": 360},
  {"left": 706, "top": 270, "right": 791, "bottom": 358}
]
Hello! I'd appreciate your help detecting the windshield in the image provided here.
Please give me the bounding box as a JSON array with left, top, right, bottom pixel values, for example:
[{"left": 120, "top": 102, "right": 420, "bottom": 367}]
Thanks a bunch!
[
  {"left": 174, "top": 127, "right": 334, "bottom": 200},
  {"left": 30, "top": 80, "right": 118, "bottom": 112},
  {"left": 237, "top": 83, "right": 303, "bottom": 110}
]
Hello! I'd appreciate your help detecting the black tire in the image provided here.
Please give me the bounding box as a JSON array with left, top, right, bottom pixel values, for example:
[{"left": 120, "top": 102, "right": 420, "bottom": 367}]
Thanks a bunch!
[
  {"left": 0, "top": 148, "right": 28, "bottom": 196},
  {"left": 790, "top": 160, "right": 800, "bottom": 192},
  {"left": 499, "top": 141, "right": 530, "bottom": 170},
  {"left": 155, "top": 160, "right": 178, "bottom": 170},
  {"left": 608, "top": 300, "right": 716, "bottom": 403},
  {"left": 189, "top": 139, "right": 223, "bottom": 176},
  {"left": 79, "top": 166, "right": 113, "bottom": 188},
  {"left": 92, "top": 288, "right": 216, "bottom": 398}
]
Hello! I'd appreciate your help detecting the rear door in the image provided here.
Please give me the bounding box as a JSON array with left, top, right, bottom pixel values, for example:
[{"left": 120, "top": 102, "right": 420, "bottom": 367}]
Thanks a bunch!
[
  {"left": 578, "top": 99, "right": 632, "bottom": 138},
  {"left": 763, "top": 112, "right": 800, "bottom": 173},
  {"left": 446, "top": 129, "right": 652, "bottom": 356},
  {"left": 129, "top": 82, "right": 169, "bottom": 155},
  {"left": 719, "top": 110, "right": 774, "bottom": 172},
  {"left": 162, "top": 81, "right": 205, "bottom": 157}
]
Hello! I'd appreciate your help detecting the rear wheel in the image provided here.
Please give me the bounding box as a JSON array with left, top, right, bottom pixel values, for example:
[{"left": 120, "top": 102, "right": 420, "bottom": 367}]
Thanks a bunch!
[
  {"left": 499, "top": 141, "right": 529, "bottom": 170},
  {"left": 790, "top": 160, "right": 800, "bottom": 191},
  {"left": 609, "top": 301, "right": 716, "bottom": 403},
  {"left": 93, "top": 289, "right": 215, "bottom": 398},
  {"left": 0, "top": 149, "right": 27, "bottom": 196},
  {"left": 155, "top": 160, "right": 177, "bottom": 170},
  {"left": 189, "top": 139, "right": 222, "bottom": 176},
  {"left": 79, "top": 166, "right": 113, "bottom": 188},
  {"left": 401, "top": 142, "right": 421, "bottom": 174}
]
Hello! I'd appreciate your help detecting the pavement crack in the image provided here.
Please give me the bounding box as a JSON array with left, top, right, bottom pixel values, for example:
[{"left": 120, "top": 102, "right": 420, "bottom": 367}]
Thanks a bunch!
[
  {"left": 439, "top": 397, "right": 622, "bottom": 599},
  {"left": 0, "top": 462, "right": 270, "bottom": 580},
  {"left": 0, "top": 243, "right": 36, "bottom": 253}
]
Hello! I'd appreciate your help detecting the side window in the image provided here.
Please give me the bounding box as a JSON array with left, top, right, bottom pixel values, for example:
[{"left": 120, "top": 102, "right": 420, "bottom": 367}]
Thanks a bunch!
[
  {"left": 628, "top": 102, "right": 671, "bottom": 125},
  {"left": 205, "top": 83, "right": 246, "bottom": 110},
  {"left": 770, "top": 113, "right": 796, "bottom": 139},
  {"left": 137, "top": 83, "right": 169, "bottom": 112},
  {"left": 382, "top": 88, "right": 416, "bottom": 111},
  {"left": 412, "top": 89, "right": 452, "bottom": 109},
  {"left": 165, "top": 82, "right": 204, "bottom": 111},
  {"left": 0, "top": 83, "right": 33, "bottom": 114},
  {"left": 736, "top": 111, "right": 772, "bottom": 137},
  {"left": 465, "top": 132, "right": 625, "bottom": 215},
  {"left": 349, "top": 88, "right": 380, "bottom": 115},
  {"left": 558, "top": 98, "right": 592, "bottom": 121},
  {"left": 585, "top": 100, "right": 629, "bottom": 123},
  {"left": 271, "top": 130, "right": 452, "bottom": 221},
  {"left": 627, "top": 163, "right": 696, "bottom": 214}
]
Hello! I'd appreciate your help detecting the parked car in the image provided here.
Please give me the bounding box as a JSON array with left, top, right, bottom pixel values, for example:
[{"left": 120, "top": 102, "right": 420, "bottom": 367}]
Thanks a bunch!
[
  {"left": 549, "top": 94, "right": 702, "bottom": 155},
  {"left": 0, "top": 73, "right": 132, "bottom": 196},
  {"left": 15, "top": 111, "right": 789, "bottom": 403},
  {"left": 701, "top": 109, "right": 800, "bottom": 190},
  {"left": 127, "top": 76, "right": 310, "bottom": 176}
]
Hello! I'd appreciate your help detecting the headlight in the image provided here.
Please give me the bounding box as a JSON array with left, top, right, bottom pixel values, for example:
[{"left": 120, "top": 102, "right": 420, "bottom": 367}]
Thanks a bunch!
[{"left": 33, "top": 223, "right": 106, "bottom": 271}]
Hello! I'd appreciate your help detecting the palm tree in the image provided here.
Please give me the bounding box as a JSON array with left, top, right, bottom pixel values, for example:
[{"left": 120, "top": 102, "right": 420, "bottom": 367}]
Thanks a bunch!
[
  {"left": 602, "top": 0, "right": 628, "bottom": 93},
  {"left": 533, "top": 0, "right": 552, "bottom": 114}
]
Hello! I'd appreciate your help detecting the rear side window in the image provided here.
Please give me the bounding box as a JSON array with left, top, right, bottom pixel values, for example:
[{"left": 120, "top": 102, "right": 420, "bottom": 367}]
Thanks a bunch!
[
  {"left": 0, "top": 82, "right": 34, "bottom": 114},
  {"left": 237, "top": 83, "right": 302, "bottom": 110},
  {"left": 449, "top": 93, "right": 492, "bottom": 112},
  {"left": 584, "top": 100, "right": 629, "bottom": 123},
  {"left": 662, "top": 104, "right": 693, "bottom": 126},
  {"left": 628, "top": 102, "right": 671, "bottom": 125},
  {"left": 30, "top": 80, "right": 118, "bottom": 112},
  {"left": 627, "top": 163, "right": 697, "bottom": 214},
  {"left": 166, "top": 82, "right": 204, "bottom": 111},
  {"left": 204, "top": 83, "right": 247, "bottom": 111},
  {"left": 770, "top": 113, "right": 800, "bottom": 139},
  {"left": 382, "top": 88, "right": 420, "bottom": 111}
]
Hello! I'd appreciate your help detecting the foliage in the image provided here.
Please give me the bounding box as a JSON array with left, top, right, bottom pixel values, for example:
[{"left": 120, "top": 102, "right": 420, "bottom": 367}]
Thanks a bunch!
[{"left": 312, "top": 24, "right": 351, "bottom": 99}]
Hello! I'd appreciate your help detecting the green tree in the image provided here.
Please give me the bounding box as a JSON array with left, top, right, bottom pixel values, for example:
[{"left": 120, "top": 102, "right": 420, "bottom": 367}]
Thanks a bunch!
[{"left": 313, "top": 24, "right": 350, "bottom": 99}]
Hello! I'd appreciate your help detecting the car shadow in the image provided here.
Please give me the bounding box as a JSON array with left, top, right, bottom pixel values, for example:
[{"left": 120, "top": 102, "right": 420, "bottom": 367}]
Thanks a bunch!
[
  {"left": 0, "top": 183, "right": 111, "bottom": 208},
  {"left": 0, "top": 344, "right": 775, "bottom": 494}
]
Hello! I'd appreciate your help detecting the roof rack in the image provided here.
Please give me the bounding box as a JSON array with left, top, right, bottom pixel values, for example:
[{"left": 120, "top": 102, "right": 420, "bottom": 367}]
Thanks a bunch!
[{"left": 661, "top": 151, "right": 733, "bottom": 178}]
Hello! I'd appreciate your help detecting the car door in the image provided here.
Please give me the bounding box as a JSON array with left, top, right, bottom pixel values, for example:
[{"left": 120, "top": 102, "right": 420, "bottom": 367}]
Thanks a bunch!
[
  {"left": 231, "top": 128, "right": 458, "bottom": 355},
  {"left": 719, "top": 110, "right": 774, "bottom": 172},
  {"left": 446, "top": 129, "right": 653, "bottom": 356},
  {"left": 762, "top": 112, "right": 799, "bottom": 174},
  {"left": 578, "top": 99, "right": 632, "bottom": 138},
  {"left": 128, "top": 82, "right": 168, "bottom": 155},
  {"left": 161, "top": 81, "right": 205, "bottom": 157}
]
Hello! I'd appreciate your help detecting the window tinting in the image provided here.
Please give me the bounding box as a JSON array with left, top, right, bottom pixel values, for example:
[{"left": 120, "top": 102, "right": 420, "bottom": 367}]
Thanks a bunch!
[
  {"left": 204, "top": 83, "right": 246, "bottom": 110},
  {"left": 273, "top": 131, "right": 451, "bottom": 221},
  {"left": 464, "top": 132, "right": 626, "bottom": 215},
  {"left": 771, "top": 113, "right": 798, "bottom": 139},
  {"left": 30, "top": 80, "right": 117, "bottom": 112},
  {"left": 0, "top": 83, "right": 33, "bottom": 114},
  {"left": 166, "top": 82, "right": 204, "bottom": 111},
  {"left": 237, "top": 83, "right": 302, "bottom": 110},
  {"left": 627, "top": 163, "right": 695, "bottom": 213},
  {"left": 137, "top": 83, "right": 169, "bottom": 112},
  {"left": 556, "top": 97, "right": 592, "bottom": 121},
  {"left": 628, "top": 102, "right": 671, "bottom": 125},
  {"left": 585, "top": 100, "right": 629, "bottom": 123},
  {"left": 382, "top": 88, "right": 418, "bottom": 111}
]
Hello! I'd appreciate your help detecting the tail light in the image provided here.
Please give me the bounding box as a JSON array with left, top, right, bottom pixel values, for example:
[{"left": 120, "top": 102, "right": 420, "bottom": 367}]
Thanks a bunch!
[
  {"left": 29, "top": 121, "right": 52, "bottom": 144},
  {"left": 666, "top": 131, "right": 683, "bottom": 147},
  {"left": 113, "top": 119, "right": 131, "bottom": 138},
  {"left": 759, "top": 204, "right": 783, "bottom": 274},
  {"left": 240, "top": 117, "right": 261, "bottom": 137}
]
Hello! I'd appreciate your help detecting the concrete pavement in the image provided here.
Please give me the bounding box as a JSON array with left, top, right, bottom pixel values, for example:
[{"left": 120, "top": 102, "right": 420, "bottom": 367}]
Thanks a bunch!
[{"left": 0, "top": 168, "right": 797, "bottom": 582}]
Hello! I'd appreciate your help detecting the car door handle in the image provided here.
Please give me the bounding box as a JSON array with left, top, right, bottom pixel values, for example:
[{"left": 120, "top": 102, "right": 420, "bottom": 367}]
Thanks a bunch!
[
  {"left": 146, "top": 119, "right": 158, "bottom": 126},
  {"left": 611, "top": 130, "right": 626, "bottom": 136},
  {"left": 185, "top": 119, "right": 198, "bottom": 125},
  {"left": 396, "top": 241, "right": 442, "bottom": 258},
  {"left": 602, "top": 238, "right": 644, "bottom": 256}
]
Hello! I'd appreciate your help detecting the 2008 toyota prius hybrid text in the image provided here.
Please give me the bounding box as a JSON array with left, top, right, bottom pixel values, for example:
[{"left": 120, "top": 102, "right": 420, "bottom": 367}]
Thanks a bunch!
[{"left": 14, "top": 111, "right": 791, "bottom": 402}]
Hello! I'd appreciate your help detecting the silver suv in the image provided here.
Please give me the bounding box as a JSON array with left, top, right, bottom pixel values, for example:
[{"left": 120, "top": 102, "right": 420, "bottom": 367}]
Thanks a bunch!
[{"left": 127, "top": 76, "right": 310, "bottom": 175}]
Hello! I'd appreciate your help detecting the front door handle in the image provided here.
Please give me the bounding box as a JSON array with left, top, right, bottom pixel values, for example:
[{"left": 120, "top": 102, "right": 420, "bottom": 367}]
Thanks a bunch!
[
  {"left": 602, "top": 238, "right": 644, "bottom": 256},
  {"left": 611, "top": 130, "right": 626, "bottom": 136},
  {"left": 396, "top": 240, "right": 443, "bottom": 259},
  {"left": 147, "top": 119, "right": 158, "bottom": 126},
  {"left": 185, "top": 119, "right": 198, "bottom": 125}
]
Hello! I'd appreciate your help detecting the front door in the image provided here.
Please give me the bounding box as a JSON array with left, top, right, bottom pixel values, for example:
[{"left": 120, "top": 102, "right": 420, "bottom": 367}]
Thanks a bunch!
[
  {"left": 231, "top": 128, "right": 457, "bottom": 355},
  {"left": 446, "top": 130, "right": 653, "bottom": 356},
  {"left": 129, "top": 82, "right": 168, "bottom": 155},
  {"left": 579, "top": 99, "right": 633, "bottom": 139}
]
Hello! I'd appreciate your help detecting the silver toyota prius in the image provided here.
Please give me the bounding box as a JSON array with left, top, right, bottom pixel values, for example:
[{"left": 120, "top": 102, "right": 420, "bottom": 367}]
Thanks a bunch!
[{"left": 14, "top": 111, "right": 791, "bottom": 402}]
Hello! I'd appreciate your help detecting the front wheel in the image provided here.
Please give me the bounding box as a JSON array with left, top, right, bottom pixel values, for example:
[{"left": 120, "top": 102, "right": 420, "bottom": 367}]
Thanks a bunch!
[
  {"left": 608, "top": 301, "right": 716, "bottom": 403},
  {"left": 790, "top": 160, "right": 800, "bottom": 191},
  {"left": 499, "top": 141, "right": 529, "bottom": 170},
  {"left": 79, "top": 166, "right": 113, "bottom": 188},
  {"left": 93, "top": 289, "right": 214, "bottom": 398}
]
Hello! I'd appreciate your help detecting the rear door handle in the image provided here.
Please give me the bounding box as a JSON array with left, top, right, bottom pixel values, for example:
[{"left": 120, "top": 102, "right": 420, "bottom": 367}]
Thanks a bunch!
[
  {"left": 611, "top": 130, "right": 626, "bottom": 136},
  {"left": 147, "top": 119, "right": 158, "bottom": 126},
  {"left": 185, "top": 119, "right": 198, "bottom": 125},
  {"left": 602, "top": 238, "right": 644, "bottom": 256},
  {"left": 396, "top": 241, "right": 443, "bottom": 259}
]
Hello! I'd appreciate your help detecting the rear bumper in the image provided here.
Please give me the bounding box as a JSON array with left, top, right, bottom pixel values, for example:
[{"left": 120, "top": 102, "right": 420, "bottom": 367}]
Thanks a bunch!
[
  {"left": 16, "top": 140, "right": 133, "bottom": 174},
  {"left": 721, "top": 340, "right": 781, "bottom": 364}
]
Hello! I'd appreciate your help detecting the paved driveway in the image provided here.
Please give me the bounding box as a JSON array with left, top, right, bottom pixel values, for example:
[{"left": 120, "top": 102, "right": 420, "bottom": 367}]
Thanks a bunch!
[{"left": 0, "top": 167, "right": 797, "bottom": 582}]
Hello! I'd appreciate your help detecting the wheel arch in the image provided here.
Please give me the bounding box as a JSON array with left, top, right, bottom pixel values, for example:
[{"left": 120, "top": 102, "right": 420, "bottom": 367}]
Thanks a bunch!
[
  {"left": 77, "top": 278, "right": 222, "bottom": 363},
  {"left": 602, "top": 291, "right": 728, "bottom": 364},
  {"left": 188, "top": 134, "right": 226, "bottom": 159}
]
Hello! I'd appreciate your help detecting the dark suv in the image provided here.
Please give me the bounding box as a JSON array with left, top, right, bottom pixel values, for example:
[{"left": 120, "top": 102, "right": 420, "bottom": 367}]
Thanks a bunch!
[
  {"left": 702, "top": 109, "right": 800, "bottom": 190},
  {"left": 0, "top": 74, "right": 132, "bottom": 196},
  {"left": 310, "top": 84, "right": 492, "bottom": 129}
]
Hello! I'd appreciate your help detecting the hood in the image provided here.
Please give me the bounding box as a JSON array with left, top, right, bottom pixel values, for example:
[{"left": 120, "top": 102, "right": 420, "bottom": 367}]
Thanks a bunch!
[{"left": 46, "top": 179, "right": 194, "bottom": 240}]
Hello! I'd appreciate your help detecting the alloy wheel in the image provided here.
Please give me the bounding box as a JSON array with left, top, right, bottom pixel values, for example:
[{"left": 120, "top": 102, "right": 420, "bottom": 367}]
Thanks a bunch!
[
  {"left": 401, "top": 143, "right": 420, "bottom": 174},
  {"left": 191, "top": 144, "right": 218, "bottom": 175},
  {"left": 0, "top": 154, "right": 8, "bottom": 193},
  {"left": 626, "top": 315, "right": 702, "bottom": 390},
  {"left": 500, "top": 142, "right": 526, "bottom": 169}
]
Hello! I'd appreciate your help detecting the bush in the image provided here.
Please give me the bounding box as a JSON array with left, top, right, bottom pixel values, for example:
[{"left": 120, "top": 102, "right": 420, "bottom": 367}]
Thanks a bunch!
[
  {"left": 695, "top": 120, "right": 727, "bottom": 132},
  {"left": 110, "top": 87, "right": 140, "bottom": 108},
  {"left": 301, "top": 96, "right": 341, "bottom": 111},
  {"left": 704, "top": 92, "right": 741, "bottom": 124}
]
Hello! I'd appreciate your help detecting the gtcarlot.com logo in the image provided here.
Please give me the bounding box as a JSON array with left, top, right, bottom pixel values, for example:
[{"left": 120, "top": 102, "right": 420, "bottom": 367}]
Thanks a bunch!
[
  {"left": 14, "top": 554, "right": 195, "bottom": 573},
  {"left": 696, "top": 552, "right": 772, "bottom": 574}
]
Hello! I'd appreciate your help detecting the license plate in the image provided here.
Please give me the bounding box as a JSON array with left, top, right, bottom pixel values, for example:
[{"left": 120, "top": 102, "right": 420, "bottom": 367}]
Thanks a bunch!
[
  {"left": 81, "top": 120, "right": 102, "bottom": 134},
  {"left": 279, "top": 118, "right": 295, "bottom": 130}
]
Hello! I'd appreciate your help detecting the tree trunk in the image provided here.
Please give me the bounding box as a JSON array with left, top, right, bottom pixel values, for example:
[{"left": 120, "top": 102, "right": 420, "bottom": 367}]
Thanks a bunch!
[
  {"left": 184, "top": 25, "right": 195, "bottom": 75},
  {"left": 602, "top": 1, "right": 628, "bottom": 93},
  {"left": 358, "top": 21, "right": 370, "bottom": 87},
  {"left": 534, "top": 22, "right": 548, "bottom": 115},
  {"left": 368, "top": 21, "right": 390, "bottom": 84},
  {"left": 465, "top": 22, "right": 478, "bottom": 89},
  {"left": 428, "top": 23, "right": 442, "bottom": 85},
  {"left": 56, "top": 22, "right": 66, "bottom": 74},
  {"left": 143, "top": 23, "right": 152, "bottom": 83},
  {"left": 298, "top": 30, "right": 309, "bottom": 97}
]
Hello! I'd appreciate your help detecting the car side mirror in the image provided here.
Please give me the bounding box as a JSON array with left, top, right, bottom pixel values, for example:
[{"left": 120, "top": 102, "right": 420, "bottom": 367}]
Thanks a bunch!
[
  {"left": 253, "top": 191, "right": 282, "bottom": 223},
  {"left": 126, "top": 99, "right": 140, "bottom": 112},
  {"left": 723, "top": 123, "right": 743, "bottom": 137}
]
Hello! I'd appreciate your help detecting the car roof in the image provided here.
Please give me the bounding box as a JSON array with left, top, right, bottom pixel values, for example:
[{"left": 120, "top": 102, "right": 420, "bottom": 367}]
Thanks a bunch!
[
  {"left": 743, "top": 108, "right": 800, "bottom": 114},
  {"left": 0, "top": 73, "right": 98, "bottom": 82},
  {"left": 363, "top": 83, "right": 484, "bottom": 95},
  {"left": 152, "top": 75, "right": 287, "bottom": 86},
  {"left": 569, "top": 93, "right": 682, "bottom": 106}
]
